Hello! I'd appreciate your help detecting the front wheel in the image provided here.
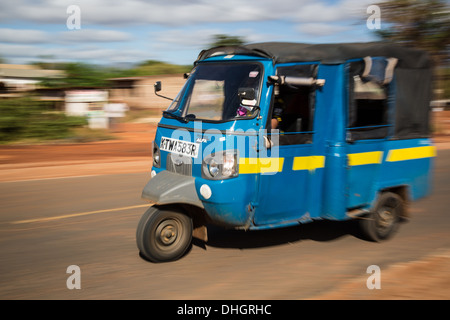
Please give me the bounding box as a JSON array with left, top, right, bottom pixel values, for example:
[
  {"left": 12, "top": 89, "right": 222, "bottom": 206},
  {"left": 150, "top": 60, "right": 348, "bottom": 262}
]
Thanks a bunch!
[
  {"left": 359, "top": 192, "right": 403, "bottom": 242},
  {"left": 136, "top": 206, "right": 193, "bottom": 262}
]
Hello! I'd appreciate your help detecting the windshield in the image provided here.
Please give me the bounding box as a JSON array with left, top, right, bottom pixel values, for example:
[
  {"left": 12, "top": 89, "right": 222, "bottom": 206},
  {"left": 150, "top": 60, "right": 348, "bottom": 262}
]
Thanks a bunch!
[{"left": 165, "top": 62, "right": 262, "bottom": 121}]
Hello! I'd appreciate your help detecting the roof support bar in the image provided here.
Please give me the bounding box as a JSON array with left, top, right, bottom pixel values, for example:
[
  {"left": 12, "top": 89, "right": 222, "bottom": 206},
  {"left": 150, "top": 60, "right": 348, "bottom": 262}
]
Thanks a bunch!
[{"left": 268, "top": 75, "right": 325, "bottom": 87}]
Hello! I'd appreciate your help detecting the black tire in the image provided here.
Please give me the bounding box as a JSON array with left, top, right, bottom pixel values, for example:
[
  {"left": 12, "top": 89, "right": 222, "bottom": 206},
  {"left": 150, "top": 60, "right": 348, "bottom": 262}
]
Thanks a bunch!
[
  {"left": 136, "top": 206, "right": 193, "bottom": 262},
  {"left": 359, "top": 192, "right": 403, "bottom": 242}
]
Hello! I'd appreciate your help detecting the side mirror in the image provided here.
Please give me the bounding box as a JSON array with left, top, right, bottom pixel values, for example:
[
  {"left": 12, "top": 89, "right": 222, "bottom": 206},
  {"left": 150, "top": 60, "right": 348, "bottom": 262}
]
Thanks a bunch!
[
  {"left": 154, "top": 81, "right": 162, "bottom": 93},
  {"left": 238, "top": 87, "right": 255, "bottom": 101},
  {"left": 154, "top": 81, "right": 174, "bottom": 101},
  {"left": 238, "top": 88, "right": 257, "bottom": 107},
  {"left": 185, "top": 114, "right": 196, "bottom": 121}
]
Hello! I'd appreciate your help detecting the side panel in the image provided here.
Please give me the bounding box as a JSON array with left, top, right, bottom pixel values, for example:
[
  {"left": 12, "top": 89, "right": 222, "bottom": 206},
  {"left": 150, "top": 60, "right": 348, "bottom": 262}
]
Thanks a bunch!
[
  {"left": 317, "top": 64, "right": 348, "bottom": 220},
  {"left": 253, "top": 144, "right": 323, "bottom": 225},
  {"left": 346, "top": 139, "right": 435, "bottom": 210},
  {"left": 377, "top": 139, "right": 435, "bottom": 201},
  {"left": 346, "top": 140, "right": 385, "bottom": 208},
  {"left": 253, "top": 64, "right": 345, "bottom": 224}
]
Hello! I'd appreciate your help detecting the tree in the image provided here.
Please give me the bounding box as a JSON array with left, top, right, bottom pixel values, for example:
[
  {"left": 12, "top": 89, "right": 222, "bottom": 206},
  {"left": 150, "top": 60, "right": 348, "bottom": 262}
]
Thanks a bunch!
[
  {"left": 135, "top": 60, "right": 191, "bottom": 75},
  {"left": 374, "top": 0, "right": 449, "bottom": 63},
  {"left": 374, "top": 0, "right": 450, "bottom": 98},
  {"left": 210, "top": 34, "right": 246, "bottom": 47}
]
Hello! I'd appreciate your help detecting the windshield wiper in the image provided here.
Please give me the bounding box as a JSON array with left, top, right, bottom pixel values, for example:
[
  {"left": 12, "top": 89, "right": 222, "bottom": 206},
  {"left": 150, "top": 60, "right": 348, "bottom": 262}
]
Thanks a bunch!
[{"left": 162, "top": 111, "right": 188, "bottom": 123}]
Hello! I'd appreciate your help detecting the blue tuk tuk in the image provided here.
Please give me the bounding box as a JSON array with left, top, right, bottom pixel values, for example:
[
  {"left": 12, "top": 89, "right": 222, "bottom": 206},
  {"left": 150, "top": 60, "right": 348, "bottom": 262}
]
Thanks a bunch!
[{"left": 136, "top": 42, "right": 435, "bottom": 262}]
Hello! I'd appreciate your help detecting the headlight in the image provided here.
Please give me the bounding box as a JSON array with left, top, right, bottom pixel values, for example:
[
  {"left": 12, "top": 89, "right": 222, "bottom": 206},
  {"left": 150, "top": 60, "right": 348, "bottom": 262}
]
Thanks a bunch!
[
  {"left": 152, "top": 141, "right": 161, "bottom": 168},
  {"left": 222, "top": 153, "right": 236, "bottom": 177},
  {"left": 202, "top": 150, "right": 238, "bottom": 180},
  {"left": 208, "top": 159, "right": 220, "bottom": 177}
]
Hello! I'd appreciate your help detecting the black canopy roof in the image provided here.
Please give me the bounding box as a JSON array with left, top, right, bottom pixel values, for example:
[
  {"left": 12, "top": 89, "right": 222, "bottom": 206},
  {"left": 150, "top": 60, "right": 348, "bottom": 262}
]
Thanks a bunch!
[{"left": 196, "top": 42, "right": 431, "bottom": 69}]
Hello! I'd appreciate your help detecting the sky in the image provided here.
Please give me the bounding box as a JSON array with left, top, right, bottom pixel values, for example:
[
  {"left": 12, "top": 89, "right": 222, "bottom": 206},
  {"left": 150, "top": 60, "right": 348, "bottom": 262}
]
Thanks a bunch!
[{"left": 0, "top": 0, "right": 382, "bottom": 67}]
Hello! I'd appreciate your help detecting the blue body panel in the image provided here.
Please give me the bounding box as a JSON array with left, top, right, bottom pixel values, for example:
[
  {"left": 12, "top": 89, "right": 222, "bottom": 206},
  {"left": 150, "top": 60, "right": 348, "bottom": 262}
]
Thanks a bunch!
[{"left": 148, "top": 54, "right": 435, "bottom": 230}]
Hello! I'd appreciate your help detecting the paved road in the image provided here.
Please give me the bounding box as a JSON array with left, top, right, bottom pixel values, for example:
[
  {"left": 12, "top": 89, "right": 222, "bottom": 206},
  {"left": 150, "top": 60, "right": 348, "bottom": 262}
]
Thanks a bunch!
[{"left": 0, "top": 150, "right": 449, "bottom": 300}]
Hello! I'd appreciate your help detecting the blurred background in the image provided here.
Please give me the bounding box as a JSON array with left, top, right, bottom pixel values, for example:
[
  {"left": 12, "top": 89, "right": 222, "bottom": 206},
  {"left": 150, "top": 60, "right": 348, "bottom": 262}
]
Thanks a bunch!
[{"left": 0, "top": 0, "right": 448, "bottom": 144}]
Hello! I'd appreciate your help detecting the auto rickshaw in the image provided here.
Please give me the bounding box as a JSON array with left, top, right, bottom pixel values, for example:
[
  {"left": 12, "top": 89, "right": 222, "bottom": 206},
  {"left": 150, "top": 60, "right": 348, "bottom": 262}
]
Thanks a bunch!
[{"left": 136, "top": 42, "right": 435, "bottom": 262}]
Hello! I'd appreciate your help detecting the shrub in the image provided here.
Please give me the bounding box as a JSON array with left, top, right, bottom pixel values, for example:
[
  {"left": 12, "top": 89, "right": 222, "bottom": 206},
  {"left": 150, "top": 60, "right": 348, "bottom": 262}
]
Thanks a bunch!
[{"left": 0, "top": 97, "right": 87, "bottom": 143}]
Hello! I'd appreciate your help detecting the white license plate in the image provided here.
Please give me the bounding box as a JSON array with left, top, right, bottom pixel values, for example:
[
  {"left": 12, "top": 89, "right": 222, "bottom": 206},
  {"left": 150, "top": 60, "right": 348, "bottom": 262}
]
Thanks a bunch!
[{"left": 160, "top": 137, "right": 200, "bottom": 158}]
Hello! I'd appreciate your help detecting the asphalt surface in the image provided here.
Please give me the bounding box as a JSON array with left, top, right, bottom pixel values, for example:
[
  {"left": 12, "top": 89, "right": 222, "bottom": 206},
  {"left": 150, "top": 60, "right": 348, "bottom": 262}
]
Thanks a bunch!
[{"left": 0, "top": 150, "right": 449, "bottom": 300}]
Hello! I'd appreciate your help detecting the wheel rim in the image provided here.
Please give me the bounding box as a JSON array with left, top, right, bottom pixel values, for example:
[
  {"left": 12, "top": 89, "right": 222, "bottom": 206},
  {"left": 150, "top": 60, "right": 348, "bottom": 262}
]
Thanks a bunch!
[
  {"left": 155, "top": 218, "right": 183, "bottom": 250},
  {"left": 375, "top": 199, "right": 399, "bottom": 236},
  {"left": 377, "top": 207, "right": 395, "bottom": 229}
]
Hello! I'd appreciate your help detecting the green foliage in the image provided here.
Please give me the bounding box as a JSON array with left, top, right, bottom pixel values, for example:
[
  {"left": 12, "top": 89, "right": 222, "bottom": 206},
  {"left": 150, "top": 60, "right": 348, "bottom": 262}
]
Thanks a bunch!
[
  {"left": 374, "top": 0, "right": 450, "bottom": 60},
  {"left": 134, "top": 60, "right": 192, "bottom": 76},
  {"left": 210, "top": 34, "right": 246, "bottom": 47},
  {"left": 63, "top": 62, "right": 110, "bottom": 87},
  {"left": 374, "top": 0, "right": 450, "bottom": 99},
  {"left": 38, "top": 60, "right": 192, "bottom": 89},
  {"left": 0, "top": 97, "right": 87, "bottom": 143}
]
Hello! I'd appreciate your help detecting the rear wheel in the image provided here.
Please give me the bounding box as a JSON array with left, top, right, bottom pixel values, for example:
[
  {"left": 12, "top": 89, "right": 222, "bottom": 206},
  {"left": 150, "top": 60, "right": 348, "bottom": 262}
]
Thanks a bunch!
[
  {"left": 136, "top": 206, "right": 193, "bottom": 262},
  {"left": 359, "top": 192, "right": 403, "bottom": 242}
]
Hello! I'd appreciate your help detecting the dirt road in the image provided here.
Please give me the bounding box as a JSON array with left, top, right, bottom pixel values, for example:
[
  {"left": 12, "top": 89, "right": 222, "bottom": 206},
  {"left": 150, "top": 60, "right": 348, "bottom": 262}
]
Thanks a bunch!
[
  {"left": 0, "top": 123, "right": 155, "bottom": 182},
  {"left": 0, "top": 121, "right": 449, "bottom": 300}
]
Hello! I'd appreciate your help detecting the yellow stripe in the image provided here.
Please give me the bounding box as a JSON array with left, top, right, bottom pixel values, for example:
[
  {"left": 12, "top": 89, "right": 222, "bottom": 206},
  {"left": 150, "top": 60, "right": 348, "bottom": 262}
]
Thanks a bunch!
[
  {"left": 292, "top": 156, "right": 325, "bottom": 172},
  {"left": 348, "top": 151, "right": 383, "bottom": 166},
  {"left": 238, "top": 146, "right": 435, "bottom": 174},
  {"left": 239, "top": 158, "right": 284, "bottom": 174},
  {"left": 386, "top": 146, "right": 436, "bottom": 162}
]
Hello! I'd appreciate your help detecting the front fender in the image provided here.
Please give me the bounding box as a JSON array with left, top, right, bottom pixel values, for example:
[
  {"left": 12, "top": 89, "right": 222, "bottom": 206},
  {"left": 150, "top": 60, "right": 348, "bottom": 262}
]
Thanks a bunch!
[{"left": 141, "top": 170, "right": 204, "bottom": 209}]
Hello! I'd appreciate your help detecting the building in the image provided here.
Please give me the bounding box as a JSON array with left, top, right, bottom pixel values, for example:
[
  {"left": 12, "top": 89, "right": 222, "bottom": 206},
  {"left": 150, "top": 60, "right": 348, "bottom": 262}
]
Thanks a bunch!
[
  {"left": 108, "top": 74, "right": 185, "bottom": 110},
  {"left": 0, "top": 64, "right": 65, "bottom": 95}
]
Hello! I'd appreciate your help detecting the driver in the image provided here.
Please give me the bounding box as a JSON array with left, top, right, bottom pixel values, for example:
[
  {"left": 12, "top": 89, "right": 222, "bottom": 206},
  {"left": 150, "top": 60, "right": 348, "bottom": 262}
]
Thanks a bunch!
[{"left": 271, "top": 97, "right": 284, "bottom": 129}]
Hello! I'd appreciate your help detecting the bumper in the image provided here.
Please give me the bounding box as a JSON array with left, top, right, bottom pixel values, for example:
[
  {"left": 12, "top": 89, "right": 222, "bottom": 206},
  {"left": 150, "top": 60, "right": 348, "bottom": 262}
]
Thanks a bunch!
[{"left": 141, "top": 170, "right": 204, "bottom": 209}]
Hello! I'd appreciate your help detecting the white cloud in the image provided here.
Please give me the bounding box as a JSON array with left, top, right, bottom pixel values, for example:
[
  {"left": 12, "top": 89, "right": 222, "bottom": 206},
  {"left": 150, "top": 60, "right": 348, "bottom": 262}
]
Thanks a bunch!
[
  {"left": 0, "top": 0, "right": 372, "bottom": 26},
  {"left": 0, "top": 43, "right": 38, "bottom": 58},
  {"left": 0, "top": 0, "right": 380, "bottom": 65},
  {"left": 0, "top": 28, "right": 49, "bottom": 43},
  {"left": 152, "top": 27, "right": 283, "bottom": 47},
  {"left": 296, "top": 23, "right": 350, "bottom": 36},
  {"left": 149, "top": 27, "right": 284, "bottom": 59},
  {"left": 290, "top": 3, "right": 347, "bottom": 23},
  {"left": 0, "top": 28, "right": 133, "bottom": 44},
  {"left": 0, "top": 42, "right": 149, "bottom": 64},
  {"left": 152, "top": 28, "right": 222, "bottom": 48},
  {"left": 0, "top": 0, "right": 65, "bottom": 24},
  {"left": 289, "top": 0, "right": 376, "bottom": 24},
  {"left": 58, "top": 29, "right": 133, "bottom": 43}
]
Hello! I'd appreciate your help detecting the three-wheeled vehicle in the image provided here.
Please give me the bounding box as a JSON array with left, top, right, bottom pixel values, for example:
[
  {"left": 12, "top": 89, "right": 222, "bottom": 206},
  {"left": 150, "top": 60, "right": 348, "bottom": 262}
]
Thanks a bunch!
[{"left": 136, "top": 42, "right": 435, "bottom": 262}]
